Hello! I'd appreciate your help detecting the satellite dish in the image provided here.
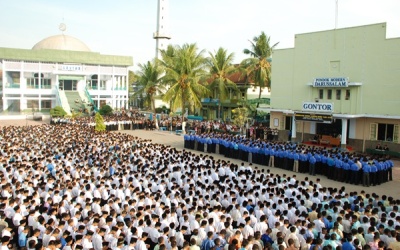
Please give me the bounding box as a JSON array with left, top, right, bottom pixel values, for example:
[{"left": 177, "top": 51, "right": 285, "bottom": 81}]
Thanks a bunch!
[{"left": 59, "top": 23, "right": 66, "bottom": 32}]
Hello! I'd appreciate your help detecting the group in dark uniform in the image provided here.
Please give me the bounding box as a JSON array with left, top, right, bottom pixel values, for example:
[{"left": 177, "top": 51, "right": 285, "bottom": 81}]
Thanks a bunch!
[{"left": 184, "top": 132, "right": 394, "bottom": 187}]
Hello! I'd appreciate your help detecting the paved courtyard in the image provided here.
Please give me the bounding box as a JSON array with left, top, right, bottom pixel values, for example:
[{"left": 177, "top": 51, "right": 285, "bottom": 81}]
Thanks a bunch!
[{"left": 1, "top": 118, "right": 399, "bottom": 198}]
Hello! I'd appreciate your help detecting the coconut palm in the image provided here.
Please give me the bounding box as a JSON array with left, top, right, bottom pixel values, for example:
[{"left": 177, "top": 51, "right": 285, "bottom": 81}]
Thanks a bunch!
[
  {"left": 241, "top": 32, "right": 278, "bottom": 116},
  {"left": 134, "top": 61, "right": 164, "bottom": 113},
  {"left": 206, "top": 47, "right": 239, "bottom": 101},
  {"left": 159, "top": 43, "right": 210, "bottom": 118}
]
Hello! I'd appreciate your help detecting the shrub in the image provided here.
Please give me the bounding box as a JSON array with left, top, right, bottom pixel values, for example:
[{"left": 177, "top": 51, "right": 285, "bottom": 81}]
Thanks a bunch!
[
  {"left": 50, "top": 106, "right": 67, "bottom": 117},
  {"left": 99, "top": 105, "right": 113, "bottom": 116}
]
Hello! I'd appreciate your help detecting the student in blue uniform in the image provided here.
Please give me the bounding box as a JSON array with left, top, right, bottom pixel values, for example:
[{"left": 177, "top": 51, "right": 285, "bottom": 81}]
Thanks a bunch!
[
  {"left": 362, "top": 161, "right": 371, "bottom": 187},
  {"left": 342, "top": 159, "right": 350, "bottom": 183},
  {"left": 309, "top": 154, "right": 316, "bottom": 176}
]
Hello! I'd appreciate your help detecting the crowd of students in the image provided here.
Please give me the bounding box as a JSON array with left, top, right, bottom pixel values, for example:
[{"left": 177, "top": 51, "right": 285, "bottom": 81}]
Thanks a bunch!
[
  {"left": 0, "top": 122, "right": 399, "bottom": 250},
  {"left": 50, "top": 112, "right": 156, "bottom": 131},
  {"left": 184, "top": 133, "right": 394, "bottom": 188}
]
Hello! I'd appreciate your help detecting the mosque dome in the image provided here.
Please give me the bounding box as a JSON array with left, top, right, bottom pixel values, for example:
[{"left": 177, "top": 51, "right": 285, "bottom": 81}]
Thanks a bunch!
[{"left": 32, "top": 34, "right": 91, "bottom": 52}]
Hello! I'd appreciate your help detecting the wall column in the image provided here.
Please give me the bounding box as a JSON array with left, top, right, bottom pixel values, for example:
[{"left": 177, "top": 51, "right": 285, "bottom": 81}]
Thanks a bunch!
[
  {"left": 341, "top": 118, "right": 348, "bottom": 148},
  {"left": 291, "top": 115, "right": 297, "bottom": 141}
]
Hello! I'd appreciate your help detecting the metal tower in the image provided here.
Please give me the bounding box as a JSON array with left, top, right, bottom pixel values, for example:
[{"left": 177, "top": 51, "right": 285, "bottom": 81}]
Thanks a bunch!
[{"left": 153, "top": 0, "right": 171, "bottom": 59}]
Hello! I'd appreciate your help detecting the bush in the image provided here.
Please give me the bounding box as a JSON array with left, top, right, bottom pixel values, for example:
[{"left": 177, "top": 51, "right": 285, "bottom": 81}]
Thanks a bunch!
[
  {"left": 99, "top": 105, "right": 113, "bottom": 116},
  {"left": 155, "top": 106, "right": 170, "bottom": 114},
  {"left": 50, "top": 106, "right": 67, "bottom": 117},
  {"left": 95, "top": 112, "right": 106, "bottom": 132}
]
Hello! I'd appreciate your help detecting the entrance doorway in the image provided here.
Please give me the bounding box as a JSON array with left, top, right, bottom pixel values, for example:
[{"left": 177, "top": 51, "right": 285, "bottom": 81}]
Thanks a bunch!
[
  {"left": 316, "top": 119, "right": 349, "bottom": 140},
  {"left": 59, "top": 80, "right": 77, "bottom": 91}
]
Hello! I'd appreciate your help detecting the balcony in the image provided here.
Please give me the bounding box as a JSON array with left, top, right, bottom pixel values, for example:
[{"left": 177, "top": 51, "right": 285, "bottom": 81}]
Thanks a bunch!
[{"left": 153, "top": 32, "right": 171, "bottom": 39}]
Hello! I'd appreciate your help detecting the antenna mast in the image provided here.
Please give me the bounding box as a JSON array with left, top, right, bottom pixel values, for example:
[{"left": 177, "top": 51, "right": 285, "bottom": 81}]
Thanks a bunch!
[{"left": 335, "top": 0, "right": 339, "bottom": 29}]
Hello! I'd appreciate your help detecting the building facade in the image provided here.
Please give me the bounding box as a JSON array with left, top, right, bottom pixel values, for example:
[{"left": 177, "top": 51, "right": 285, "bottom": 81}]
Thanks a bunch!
[
  {"left": 0, "top": 34, "right": 133, "bottom": 114},
  {"left": 261, "top": 23, "right": 400, "bottom": 152}
]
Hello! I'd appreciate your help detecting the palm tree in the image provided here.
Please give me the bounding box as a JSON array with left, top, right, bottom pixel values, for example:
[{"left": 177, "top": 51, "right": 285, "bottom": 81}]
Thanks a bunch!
[
  {"left": 159, "top": 43, "right": 210, "bottom": 119},
  {"left": 134, "top": 61, "right": 163, "bottom": 113},
  {"left": 206, "top": 48, "right": 239, "bottom": 120},
  {"left": 241, "top": 32, "right": 278, "bottom": 116}
]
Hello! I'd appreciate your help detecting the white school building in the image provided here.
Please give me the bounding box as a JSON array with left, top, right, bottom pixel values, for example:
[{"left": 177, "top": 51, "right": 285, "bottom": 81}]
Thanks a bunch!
[{"left": 0, "top": 33, "right": 133, "bottom": 115}]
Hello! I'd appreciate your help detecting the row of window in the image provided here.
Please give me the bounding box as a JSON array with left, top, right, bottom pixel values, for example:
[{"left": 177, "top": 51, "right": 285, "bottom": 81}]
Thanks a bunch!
[
  {"left": 87, "top": 80, "right": 107, "bottom": 90},
  {"left": 319, "top": 89, "right": 350, "bottom": 100},
  {"left": 26, "top": 78, "right": 52, "bottom": 89},
  {"left": 27, "top": 100, "right": 52, "bottom": 109}
]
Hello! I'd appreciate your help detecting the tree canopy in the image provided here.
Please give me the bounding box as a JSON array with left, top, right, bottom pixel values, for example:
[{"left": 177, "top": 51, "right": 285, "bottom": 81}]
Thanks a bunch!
[
  {"left": 134, "top": 61, "right": 164, "bottom": 113},
  {"left": 241, "top": 32, "right": 278, "bottom": 115},
  {"left": 206, "top": 47, "right": 239, "bottom": 101},
  {"left": 159, "top": 43, "right": 210, "bottom": 117}
]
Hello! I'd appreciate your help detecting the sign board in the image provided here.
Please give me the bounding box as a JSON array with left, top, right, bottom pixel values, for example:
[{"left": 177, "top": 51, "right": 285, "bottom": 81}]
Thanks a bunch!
[
  {"left": 295, "top": 112, "right": 332, "bottom": 123},
  {"left": 61, "top": 65, "right": 82, "bottom": 71},
  {"left": 313, "top": 77, "right": 348, "bottom": 87},
  {"left": 302, "top": 102, "right": 333, "bottom": 112}
]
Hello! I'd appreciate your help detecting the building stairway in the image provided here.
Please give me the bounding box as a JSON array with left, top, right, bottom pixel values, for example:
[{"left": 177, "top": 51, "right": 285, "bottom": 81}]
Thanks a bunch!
[{"left": 64, "top": 91, "right": 92, "bottom": 115}]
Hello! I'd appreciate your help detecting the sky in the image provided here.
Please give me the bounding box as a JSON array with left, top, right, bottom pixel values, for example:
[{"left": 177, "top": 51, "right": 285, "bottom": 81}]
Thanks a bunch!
[{"left": 1, "top": 0, "right": 399, "bottom": 71}]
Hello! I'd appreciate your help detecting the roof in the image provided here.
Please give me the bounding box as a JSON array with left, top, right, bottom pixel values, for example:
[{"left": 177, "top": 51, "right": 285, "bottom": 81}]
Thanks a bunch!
[
  {"left": 227, "top": 71, "right": 249, "bottom": 84},
  {"left": 206, "top": 70, "right": 253, "bottom": 86},
  {"left": 32, "top": 34, "right": 91, "bottom": 52},
  {"left": 0, "top": 47, "right": 133, "bottom": 67}
]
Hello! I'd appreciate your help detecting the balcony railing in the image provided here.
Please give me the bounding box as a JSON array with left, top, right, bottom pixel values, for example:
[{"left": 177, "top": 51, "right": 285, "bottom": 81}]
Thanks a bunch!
[
  {"left": 87, "top": 85, "right": 107, "bottom": 90},
  {"left": 112, "top": 87, "right": 127, "bottom": 91},
  {"left": 26, "top": 85, "right": 52, "bottom": 89},
  {"left": 5, "top": 83, "right": 20, "bottom": 89}
]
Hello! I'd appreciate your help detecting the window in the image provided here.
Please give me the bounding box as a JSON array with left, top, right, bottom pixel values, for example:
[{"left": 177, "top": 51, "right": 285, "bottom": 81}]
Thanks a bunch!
[
  {"left": 26, "top": 78, "right": 38, "bottom": 89},
  {"left": 27, "top": 100, "right": 39, "bottom": 109},
  {"left": 41, "top": 100, "right": 52, "bottom": 109},
  {"left": 327, "top": 89, "right": 332, "bottom": 100},
  {"left": 100, "top": 100, "right": 107, "bottom": 107},
  {"left": 9, "top": 72, "right": 20, "bottom": 83},
  {"left": 100, "top": 80, "right": 106, "bottom": 90},
  {"left": 336, "top": 89, "right": 341, "bottom": 100},
  {"left": 42, "top": 79, "right": 51, "bottom": 89},
  {"left": 372, "top": 123, "right": 399, "bottom": 142},
  {"left": 370, "top": 123, "right": 377, "bottom": 140},
  {"left": 377, "top": 123, "right": 395, "bottom": 142},
  {"left": 345, "top": 90, "right": 350, "bottom": 100},
  {"left": 319, "top": 89, "right": 324, "bottom": 99}
]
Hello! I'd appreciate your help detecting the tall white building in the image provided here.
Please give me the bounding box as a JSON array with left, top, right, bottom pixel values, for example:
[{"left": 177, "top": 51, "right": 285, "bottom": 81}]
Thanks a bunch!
[{"left": 153, "top": 0, "right": 171, "bottom": 59}]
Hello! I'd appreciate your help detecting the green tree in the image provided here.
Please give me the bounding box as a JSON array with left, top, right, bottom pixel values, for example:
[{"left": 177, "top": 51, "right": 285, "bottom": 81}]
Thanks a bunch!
[
  {"left": 99, "top": 104, "right": 113, "bottom": 116},
  {"left": 128, "top": 70, "right": 137, "bottom": 106},
  {"left": 128, "top": 70, "right": 137, "bottom": 85},
  {"left": 159, "top": 43, "right": 210, "bottom": 118},
  {"left": 135, "top": 61, "right": 164, "bottom": 113},
  {"left": 94, "top": 112, "right": 106, "bottom": 132},
  {"left": 206, "top": 47, "right": 239, "bottom": 103},
  {"left": 50, "top": 106, "right": 67, "bottom": 117},
  {"left": 231, "top": 106, "right": 248, "bottom": 135},
  {"left": 241, "top": 32, "right": 278, "bottom": 116}
]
